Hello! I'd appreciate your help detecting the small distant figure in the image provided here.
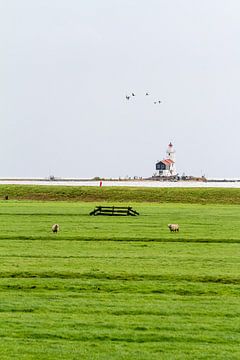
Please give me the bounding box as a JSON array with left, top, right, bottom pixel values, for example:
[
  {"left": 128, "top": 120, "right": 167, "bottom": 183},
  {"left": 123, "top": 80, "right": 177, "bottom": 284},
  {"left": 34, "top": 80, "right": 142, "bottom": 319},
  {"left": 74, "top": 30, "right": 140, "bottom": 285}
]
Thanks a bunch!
[
  {"left": 100, "top": 181, "right": 103, "bottom": 187},
  {"left": 154, "top": 101, "right": 157, "bottom": 104},
  {"left": 132, "top": 92, "right": 135, "bottom": 96},
  {"left": 158, "top": 100, "right": 162, "bottom": 103},
  {"left": 126, "top": 95, "right": 130, "bottom": 100},
  {"left": 145, "top": 92, "right": 149, "bottom": 96},
  {"left": 168, "top": 224, "right": 179, "bottom": 232},
  {"left": 4, "top": 195, "right": 8, "bottom": 200},
  {"left": 52, "top": 224, "right": 60, "bottom": 233}
]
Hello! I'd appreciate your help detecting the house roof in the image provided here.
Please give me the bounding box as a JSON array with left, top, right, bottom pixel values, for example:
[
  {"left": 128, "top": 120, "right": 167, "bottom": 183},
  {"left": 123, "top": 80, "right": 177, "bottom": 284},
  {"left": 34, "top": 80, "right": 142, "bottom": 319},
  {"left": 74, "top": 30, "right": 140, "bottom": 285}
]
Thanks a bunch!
[{"left": 156, "top": 159, "right": 174, "bottom": 165}]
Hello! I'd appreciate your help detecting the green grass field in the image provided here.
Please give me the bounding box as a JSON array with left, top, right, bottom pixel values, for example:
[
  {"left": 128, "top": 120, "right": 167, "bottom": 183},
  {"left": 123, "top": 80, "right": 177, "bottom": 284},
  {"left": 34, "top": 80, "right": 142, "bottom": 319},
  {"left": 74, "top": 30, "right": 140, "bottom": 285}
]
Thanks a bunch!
[
  {"left": 0, "top": 187, "right": 240, "bottom": 359},
  {"left": 1, "top": 184, "right": 240, "bottom": 203}
]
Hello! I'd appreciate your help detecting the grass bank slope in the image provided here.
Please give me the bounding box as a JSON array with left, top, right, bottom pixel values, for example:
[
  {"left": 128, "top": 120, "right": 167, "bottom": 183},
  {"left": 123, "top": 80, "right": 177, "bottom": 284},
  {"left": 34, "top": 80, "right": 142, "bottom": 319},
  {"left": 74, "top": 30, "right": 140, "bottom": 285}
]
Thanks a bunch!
[{"left": 1, "top": 185, "right": 240, "bottom": 204}]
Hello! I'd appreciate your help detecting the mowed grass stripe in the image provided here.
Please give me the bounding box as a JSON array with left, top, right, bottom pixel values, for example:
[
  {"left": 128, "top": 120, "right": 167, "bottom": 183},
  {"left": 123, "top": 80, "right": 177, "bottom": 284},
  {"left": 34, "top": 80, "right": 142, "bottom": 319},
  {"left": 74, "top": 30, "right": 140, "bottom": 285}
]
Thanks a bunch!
[{"left": 0, "top": 201, "right": 240, "bottom": 243}]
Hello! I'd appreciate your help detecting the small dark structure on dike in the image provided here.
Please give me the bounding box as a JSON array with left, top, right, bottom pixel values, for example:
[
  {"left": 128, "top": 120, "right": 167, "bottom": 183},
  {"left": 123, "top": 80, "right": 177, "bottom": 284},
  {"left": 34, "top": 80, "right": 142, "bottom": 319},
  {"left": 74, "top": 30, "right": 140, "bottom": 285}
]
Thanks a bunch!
[{"left": 90, "top": 206, "right": 139, "bottom": 216}]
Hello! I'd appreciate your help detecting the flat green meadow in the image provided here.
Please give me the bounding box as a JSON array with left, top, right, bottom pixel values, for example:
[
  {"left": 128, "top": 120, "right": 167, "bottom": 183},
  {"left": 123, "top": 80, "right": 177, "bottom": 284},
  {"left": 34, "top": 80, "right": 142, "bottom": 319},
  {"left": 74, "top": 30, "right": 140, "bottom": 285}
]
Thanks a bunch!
[{"left": 0, "top": 187, "right": 239, "bottom": 359}]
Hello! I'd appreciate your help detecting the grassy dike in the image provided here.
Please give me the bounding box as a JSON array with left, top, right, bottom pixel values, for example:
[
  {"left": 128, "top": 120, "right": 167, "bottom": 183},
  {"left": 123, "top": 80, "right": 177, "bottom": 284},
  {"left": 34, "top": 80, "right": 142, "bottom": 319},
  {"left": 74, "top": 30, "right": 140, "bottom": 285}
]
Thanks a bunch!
[
  {"left": 0, "top": 186, "right": 239, "bottom": 359},
  {"left": 0, "top": 184, "right": 240, "bottom": 203}
]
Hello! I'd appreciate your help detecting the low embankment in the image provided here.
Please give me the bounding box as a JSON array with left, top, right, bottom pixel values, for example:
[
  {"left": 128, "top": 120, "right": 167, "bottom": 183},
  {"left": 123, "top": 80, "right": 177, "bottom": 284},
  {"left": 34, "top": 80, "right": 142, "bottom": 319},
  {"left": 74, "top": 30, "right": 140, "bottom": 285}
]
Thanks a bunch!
[{"left": 0, "top": 185, "right": 240, "bottom": 204}]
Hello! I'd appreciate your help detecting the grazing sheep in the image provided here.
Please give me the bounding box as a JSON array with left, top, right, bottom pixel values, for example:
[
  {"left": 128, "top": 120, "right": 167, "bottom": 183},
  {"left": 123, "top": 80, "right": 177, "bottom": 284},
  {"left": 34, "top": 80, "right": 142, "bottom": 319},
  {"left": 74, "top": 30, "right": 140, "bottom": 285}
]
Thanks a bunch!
[
  {"left": 52, "top": 224, "right": 60, "bottom": 233},
  {"left": 168, "top": 224, "right": 179, "bottom": 232}
]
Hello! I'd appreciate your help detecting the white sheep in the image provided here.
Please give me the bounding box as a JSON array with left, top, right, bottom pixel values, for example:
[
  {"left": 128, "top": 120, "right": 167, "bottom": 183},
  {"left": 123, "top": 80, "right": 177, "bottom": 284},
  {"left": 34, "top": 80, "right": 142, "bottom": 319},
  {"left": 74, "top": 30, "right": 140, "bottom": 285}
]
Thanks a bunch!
[
  {"left": 52, "top": 224, "right": 60, "bottom": 233},
  {"left": 168, "top": 224, "right": 179, "bottom": 232}
]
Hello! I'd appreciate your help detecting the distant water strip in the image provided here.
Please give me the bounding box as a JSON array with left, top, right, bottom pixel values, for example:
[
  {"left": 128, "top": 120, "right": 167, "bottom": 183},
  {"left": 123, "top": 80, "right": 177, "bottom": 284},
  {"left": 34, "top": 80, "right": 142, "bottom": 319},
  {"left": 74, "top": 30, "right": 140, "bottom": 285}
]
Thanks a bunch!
[{"left": 0, "top": 180, "right": 240, "bottom": 188}]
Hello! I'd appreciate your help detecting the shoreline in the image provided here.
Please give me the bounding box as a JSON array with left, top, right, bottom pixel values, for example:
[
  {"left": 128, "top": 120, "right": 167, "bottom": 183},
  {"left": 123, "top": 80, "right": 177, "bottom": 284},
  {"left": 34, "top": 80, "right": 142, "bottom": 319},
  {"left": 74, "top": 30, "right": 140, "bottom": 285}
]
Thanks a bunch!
[
  {"left": 0, "top": 177, "right": 239, "bottom": 183},
  {"left": 0, "top": 178, "right": 240, "bottom": 188}
]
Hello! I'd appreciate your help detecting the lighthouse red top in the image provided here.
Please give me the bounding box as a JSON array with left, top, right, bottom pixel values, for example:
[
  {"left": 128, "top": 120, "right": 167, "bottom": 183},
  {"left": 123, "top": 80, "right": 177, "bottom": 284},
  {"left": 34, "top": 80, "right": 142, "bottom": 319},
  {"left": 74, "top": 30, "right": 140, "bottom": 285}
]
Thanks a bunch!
[{"left": 168, "top": 142, "right": 173, "bottom": 147}]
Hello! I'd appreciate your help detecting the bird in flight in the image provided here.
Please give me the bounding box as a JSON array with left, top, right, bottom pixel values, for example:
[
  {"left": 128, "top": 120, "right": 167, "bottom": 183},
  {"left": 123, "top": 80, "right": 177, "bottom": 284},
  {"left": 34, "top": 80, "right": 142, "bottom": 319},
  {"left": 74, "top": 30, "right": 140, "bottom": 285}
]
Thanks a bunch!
[{"left": 125, "top": 91, "right": 162, "bottom": 105}]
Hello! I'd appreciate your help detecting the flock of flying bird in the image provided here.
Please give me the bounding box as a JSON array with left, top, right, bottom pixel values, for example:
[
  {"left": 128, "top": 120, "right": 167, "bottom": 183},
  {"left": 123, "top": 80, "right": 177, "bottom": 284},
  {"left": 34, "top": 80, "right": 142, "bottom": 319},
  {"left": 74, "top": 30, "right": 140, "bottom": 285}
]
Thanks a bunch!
[{"left": 125, "top": 92, "right": 162, "bottom": 104}]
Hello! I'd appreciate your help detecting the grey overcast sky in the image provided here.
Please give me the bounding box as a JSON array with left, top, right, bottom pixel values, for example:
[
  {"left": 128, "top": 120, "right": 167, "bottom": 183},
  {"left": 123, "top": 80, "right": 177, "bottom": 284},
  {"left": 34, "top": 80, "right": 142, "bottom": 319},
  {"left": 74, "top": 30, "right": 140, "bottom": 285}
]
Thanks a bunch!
[{"left": 1, "top": 0, "right": 240, "bottom": 178}]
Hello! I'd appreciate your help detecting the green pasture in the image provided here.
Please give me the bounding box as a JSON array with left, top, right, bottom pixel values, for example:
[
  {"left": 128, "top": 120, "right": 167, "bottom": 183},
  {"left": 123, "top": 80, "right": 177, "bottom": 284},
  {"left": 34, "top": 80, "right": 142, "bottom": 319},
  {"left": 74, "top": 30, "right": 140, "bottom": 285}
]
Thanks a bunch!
[
  {"left": 1, "top": 184, "right": 240, "bottom": 204},
  {"left": 0, "top": 198, "right": 239, "bottom": 359}
]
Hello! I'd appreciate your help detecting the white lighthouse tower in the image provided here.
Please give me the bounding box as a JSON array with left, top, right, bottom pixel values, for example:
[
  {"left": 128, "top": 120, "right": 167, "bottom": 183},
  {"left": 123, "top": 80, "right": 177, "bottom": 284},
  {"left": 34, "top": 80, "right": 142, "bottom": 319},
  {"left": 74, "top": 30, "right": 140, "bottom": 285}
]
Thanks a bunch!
[
  {"left": 167, "top": 142, "right": 175, "bottom": 160},
  {"left": 155, "top": 142, "right": 177, "bottom": 177}
]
